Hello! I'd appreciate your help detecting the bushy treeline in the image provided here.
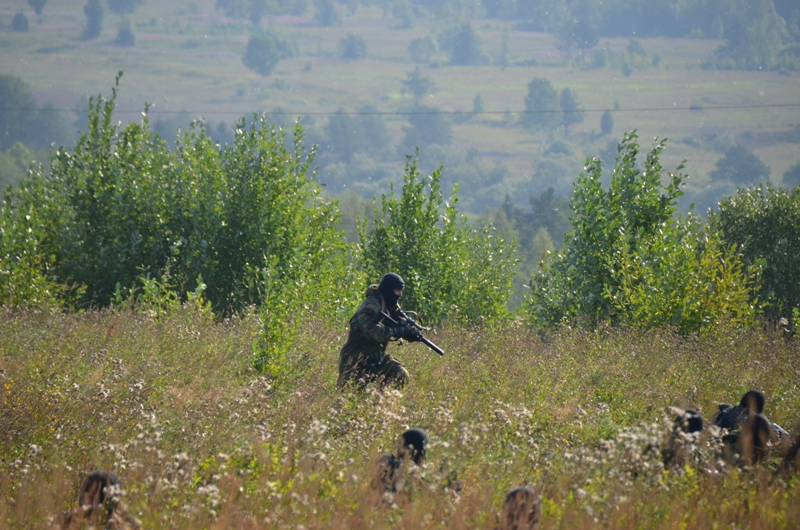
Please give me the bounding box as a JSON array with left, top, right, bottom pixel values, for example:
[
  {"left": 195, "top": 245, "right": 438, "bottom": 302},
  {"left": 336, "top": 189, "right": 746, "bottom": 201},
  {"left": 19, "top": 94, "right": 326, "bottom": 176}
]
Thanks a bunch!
[
  {"left": 3, "top": 77, "right": 800, "bottom": 372},
  {"left": 0, "top": 75, "right": 516, "bottom": 369},
  {"left": 525, "top": 133, "right": 761, "bottom": 334}
]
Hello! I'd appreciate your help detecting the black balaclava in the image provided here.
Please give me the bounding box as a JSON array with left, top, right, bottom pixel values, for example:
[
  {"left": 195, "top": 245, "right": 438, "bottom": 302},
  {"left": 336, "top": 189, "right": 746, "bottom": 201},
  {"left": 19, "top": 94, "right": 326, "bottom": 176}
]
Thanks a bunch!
[
  {"left": 740, "top": 390, "right": 765, "bottom": 414},
  {"left": 400, "top": 428, "right": 428, "bottom": 465},
  {"left": 378, "top": 272, "right": 404, "bottom": 309}
]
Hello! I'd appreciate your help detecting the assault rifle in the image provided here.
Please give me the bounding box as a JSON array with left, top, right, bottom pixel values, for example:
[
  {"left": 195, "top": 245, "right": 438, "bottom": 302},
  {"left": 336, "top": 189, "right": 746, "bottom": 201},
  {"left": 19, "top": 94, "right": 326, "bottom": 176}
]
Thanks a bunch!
[{"left": 379, "top": 309, "right": 444, "bottom": 356}]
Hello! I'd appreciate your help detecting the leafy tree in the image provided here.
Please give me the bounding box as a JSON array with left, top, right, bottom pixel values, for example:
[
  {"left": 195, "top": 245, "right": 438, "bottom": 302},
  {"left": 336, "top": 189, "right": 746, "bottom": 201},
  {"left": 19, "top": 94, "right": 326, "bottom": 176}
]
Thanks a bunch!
[
  {"left": 408, "top": 35, "right": 438, "bottom": 63},
  {"left": 340, "top": 32, "right": 367, "bottom": 59},
  {"left": 106, "top": 0, "right": 144, "bottom": 17},
  {"left": 0, "top": 76, "right": 71, "bottom": 151},
  {"left": 400, "top": 106, "right": 452, "bottom": 152},
  {"left": 356, "top": 105, "right": 390, "bottom": 156},
  {"left": 521, "top": 77, "right": 560, "bottom": 142},
  {"left": 451, "top": 23, "right": 485, "bottom": 65},
  {"left": 526, "top": 132, "right": 759, "bottom": 334},
  {"left": 710, "top": 145, "right": 770, "bottom": 184},
  {"left": 0, "top": 73, "right": 356, "bottom": 371},
  {"left": 313, "top": 0, "right": 339, "bottom": 26},
  {"left": 783, "top": 161, "right": 800, "bottom": 188},
  {"left": 559, "top": 88, "right": 584, "bottom": 137},
  {"left": 12, "top": 13, "right": 30, "bottom": 32},
  {"left": 357, "top": 156, "right": 516, "bottom": 325},
  {"left": 243, "top": 34, "right": 280, "bottom": 76},
  {"left": 29, "top": 0, "right": 48, "bottom": 16},
  {"left": 0, "top": 75, "right": 36, "bottom": 151},
  {"left": 473, "top": 93, "right": 484, "bottom": 114},
  {"left": 82, "top": 0, "right": 104, "bottom": 40},
  {"left": 600, "top": 110, "right": 613, "bottom": 135},
  {"left": 216, "top": 0, "right": 248, "bottom": 17},
  {"left": 0, "top": 142, "right": 38, "bottom": 191},
  {"left": 401, "top": 67, "right": 436, "bottom": 107},
  {"left": 115, "top": 17, "right": 135, "bottom": 47},
  {"left": 324, "top": 109, "right": 363, "bottom": 163},
  {"left": 711, "top": 183, "right": 800, "bottom": 323},
  {"left": 248, "top": 0, "right": 269, "bottom": 24},
  {"left": 556, "top": 18, "right": 599, "bottom": 59}
]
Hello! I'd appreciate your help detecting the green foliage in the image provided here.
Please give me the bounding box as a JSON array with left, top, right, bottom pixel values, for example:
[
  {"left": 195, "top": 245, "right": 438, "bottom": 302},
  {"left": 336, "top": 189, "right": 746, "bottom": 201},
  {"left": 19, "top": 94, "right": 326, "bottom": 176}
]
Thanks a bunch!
[
  {"left": 115, "top": 17, "right": 136, "bottom": 47},
  {"left": 600, "top": 110, "right": 613, "bottom": 135},
  {"left": 472, "top": 92, "right": 483, "bottom": 114},
  {"left": 106, "top": 0, "right": 144, "bottom": 16},
  {"left": 357, "top": 156, "right": 516, "bottom": 326},
  {"left": 710, "top": 183, "right": 800, "bottom": 323},
  {"left": 0, "top": 143, "right": 41, "bottom": 191},
  {"left": 243, "top": 34, "right": 280, "bottom": 76},
  {"left": 408, "top": 34, "right": 439, "bottom": 63},
  {"left": 12, "top": 13, "right": 30, "bottom": 32},
  {"left": 82, "top": 0, "right": 104, "bottom": 40},
  {"left": 401, "top": 66, "right": 436, "bottom": 108},
  {"left": 559, "top": 88, "right": 584, "bottom": 137},
  {"left": 783, "top": 160, "right": 800, "bottom": 188},
  {"left": 0, "top": 75, "right": 73, "bottom": 152},
  {"left": 0, "top": 74, "right": 357, "bottom": 372},
  {"left": 710, "top": 145, "right": 770, "bottom": 184},
  {"left": 526, "top": 132, "right": 760, "bottom": 334},
  {"left": 340, "top": 32, "right": 367, "bottom": 59},
  {"left": 521, "top": 78, "right": 560, "bottom": 136},
  {"left": 28, "top": 0, "right": 48, "bottom": 16},
  {"left": 313, "top": 0, "right": 339, "bottom": 26},
  {"left": 450, "top": 23, "right": 486, "bottom": 65},
  {"left": 400, "top": 106, "right": 452, "bottom": 153}
]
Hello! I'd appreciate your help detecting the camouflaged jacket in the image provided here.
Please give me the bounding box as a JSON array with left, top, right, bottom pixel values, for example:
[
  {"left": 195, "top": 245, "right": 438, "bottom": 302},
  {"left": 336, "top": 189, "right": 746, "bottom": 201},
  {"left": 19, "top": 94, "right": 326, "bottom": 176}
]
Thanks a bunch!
[{"left": 339, "top": 284, "right": 395, "bottom": 367}]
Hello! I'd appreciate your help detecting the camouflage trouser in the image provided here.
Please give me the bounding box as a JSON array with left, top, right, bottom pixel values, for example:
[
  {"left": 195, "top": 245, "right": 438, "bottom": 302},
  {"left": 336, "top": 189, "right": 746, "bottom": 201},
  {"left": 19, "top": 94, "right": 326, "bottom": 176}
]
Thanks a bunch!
[{"left": 337, "top": 354, "right": 409, "bottom": 390}]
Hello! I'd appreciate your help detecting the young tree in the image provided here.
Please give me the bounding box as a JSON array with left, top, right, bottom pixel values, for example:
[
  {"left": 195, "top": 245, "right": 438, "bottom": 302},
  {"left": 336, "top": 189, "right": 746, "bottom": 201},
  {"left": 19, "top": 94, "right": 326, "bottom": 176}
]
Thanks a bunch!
[
  {"left": 400, "top": 106, "right": 452, "bottom": 152},
  {"left": 313, "top": 0, "right": 339, "bottom": 26},
  {"left": 324, "top": 109, "right": 363, "bottom": 163},
  {"left": 0, "top": 75, "right": 37, "bottom": 150},
  {"left": 29, "top": 0, "right": 48, "bottom": 16},
  {"left": 559, "top": 88, "right": 584, "bottom": 137},
  {"left": 711, "top": 183, "right": 800, "bottom": 323},
  {"left": 340, "top": 33, "right": 367, "bottom": 59},
  {"left": 522, "top": 78, "right": 560, "bottom": 144},
  {"left": 248, "top": 0, "right": 269, "bottom": 24},
  {"left": 82, "top": 0, "right": 104, "bottom": 40},
  {"left": 243, "top": 34, "right": 280, "bottom": 76},
  {"left": 115, "top": 17, "right": 135, "bottom": 47},
  {"left": 783, "top": 161, "right": 800, "bottom": 189},
  {"left": 408, "top": 35, "right": 438, "bottom": 63},
  {"left": 451, "top": 23, "right": 485, "bottom": 65},
  {"left": 526, "top": 132, "right": 759, "bottom": 334},
  {"left": 12, "top": 13, "right": 30, "bottom": 31},
  {"left": 710, "top": 145, "right": 770, "bottom": 184},
  {"left": 473, "top": 93, "right": 484, "bottom": 114},
  {"left": 401, "top": 67, "right": 436, "bottom": 108},
  {"left": 358, "top": 157, "right": 516, "bottom": 325},
  {"left": 106, "top": 0, "right": 144, "bottom": 17},
  {"left": 600, "top": 110, "right": 613, "bottom": 135}
]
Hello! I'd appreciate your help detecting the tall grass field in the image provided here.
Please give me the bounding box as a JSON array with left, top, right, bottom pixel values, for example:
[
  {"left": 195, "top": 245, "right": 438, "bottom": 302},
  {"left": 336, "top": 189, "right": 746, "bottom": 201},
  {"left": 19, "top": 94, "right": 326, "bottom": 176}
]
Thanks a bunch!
[{"left": 2, "top": 306, "right": 799, "bottom": 528}]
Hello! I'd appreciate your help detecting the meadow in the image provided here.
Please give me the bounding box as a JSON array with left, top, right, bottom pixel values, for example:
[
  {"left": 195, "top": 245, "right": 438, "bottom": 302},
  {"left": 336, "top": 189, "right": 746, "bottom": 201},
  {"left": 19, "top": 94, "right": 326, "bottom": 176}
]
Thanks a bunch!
[
  {"left": 1, "top": 305, "right": 799, "bottom": 528},
  {"left": 2, "top": 0, "right": 799, "bottom": 212}
]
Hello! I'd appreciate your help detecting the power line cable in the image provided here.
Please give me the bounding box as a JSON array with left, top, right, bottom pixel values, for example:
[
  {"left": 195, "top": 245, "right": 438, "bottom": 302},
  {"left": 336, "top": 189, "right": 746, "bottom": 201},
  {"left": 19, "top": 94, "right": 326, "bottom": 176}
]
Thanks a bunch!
[{"left": 1, "top": 102, "right": 799, "bottom": 116}]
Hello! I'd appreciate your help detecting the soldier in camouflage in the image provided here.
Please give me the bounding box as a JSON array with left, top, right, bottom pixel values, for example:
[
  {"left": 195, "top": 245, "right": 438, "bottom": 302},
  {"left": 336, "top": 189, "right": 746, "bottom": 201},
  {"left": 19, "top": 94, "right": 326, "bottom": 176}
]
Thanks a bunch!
[{"left": 337, "top": 272, "right": 418, "bottom": 389}]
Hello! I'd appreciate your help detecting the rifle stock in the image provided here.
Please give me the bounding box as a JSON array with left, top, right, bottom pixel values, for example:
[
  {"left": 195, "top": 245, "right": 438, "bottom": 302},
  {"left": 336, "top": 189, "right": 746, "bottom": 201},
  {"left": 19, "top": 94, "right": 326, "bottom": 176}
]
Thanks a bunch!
[{"left": 379, "top": 310, "right": 444, "bottom": 356}]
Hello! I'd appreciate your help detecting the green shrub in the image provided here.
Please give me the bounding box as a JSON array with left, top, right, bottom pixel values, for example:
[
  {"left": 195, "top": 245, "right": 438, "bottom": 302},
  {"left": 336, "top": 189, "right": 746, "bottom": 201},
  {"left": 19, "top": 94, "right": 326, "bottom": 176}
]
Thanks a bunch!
[
  {"left": 1, "top": 73, "right": 358, "bottom": 370},
  {"left": 526, "top": 132, "right": 760, "bottom": 334},
  {"left": 710, "top": 183, "right": 800, "bottom": 324},
  {"left": 356, "top": 156, "right": 516, "bottom": 326}
]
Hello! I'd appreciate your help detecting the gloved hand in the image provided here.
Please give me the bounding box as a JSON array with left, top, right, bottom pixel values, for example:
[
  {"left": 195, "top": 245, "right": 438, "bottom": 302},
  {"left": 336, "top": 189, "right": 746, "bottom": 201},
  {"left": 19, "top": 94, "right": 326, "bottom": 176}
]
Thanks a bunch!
[
  {"left": 402, "top": 327, "right": 422, "bottom": 342},
  {"left": 392, "top": 325, "right": 406, "bottom": 338}
]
